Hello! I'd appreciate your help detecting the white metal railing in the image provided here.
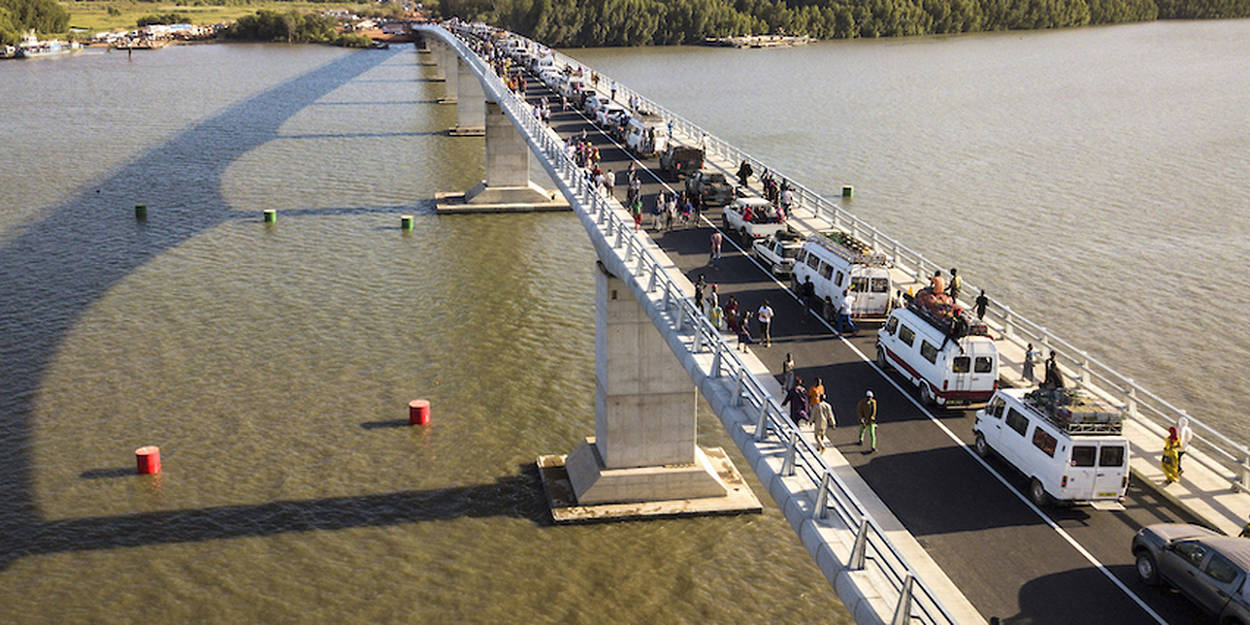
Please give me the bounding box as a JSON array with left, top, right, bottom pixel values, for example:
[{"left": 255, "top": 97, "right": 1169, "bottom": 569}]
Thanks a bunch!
[
  {"left": 532, "top": 40, "right": 1250, "bottom": 493},
  {"left": 427, "top": 23, "right": 960, "bottom": 625}
]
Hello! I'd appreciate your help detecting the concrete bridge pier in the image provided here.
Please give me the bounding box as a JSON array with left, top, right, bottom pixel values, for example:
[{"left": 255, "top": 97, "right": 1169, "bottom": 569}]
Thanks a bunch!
[
  {"left": 538, "top": 265, "right": 761, "bottom": 521},
  {"left": 448, "top": 57, "right": 485, "bottom": 137},
  {"left": 421, "top": 39, "right": 444, "bottom": 77},
  {"left": 435, "top": 41, "right": 459, "bottom": 104},
  {"left": 436, "top": 98, "right": 567, "bottom": 212}
]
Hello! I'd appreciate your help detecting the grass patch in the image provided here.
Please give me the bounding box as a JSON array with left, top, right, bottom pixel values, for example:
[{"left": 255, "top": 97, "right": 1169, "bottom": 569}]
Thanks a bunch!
[{"left": 62, "top": 1, "right": 376, "bottom": 33}]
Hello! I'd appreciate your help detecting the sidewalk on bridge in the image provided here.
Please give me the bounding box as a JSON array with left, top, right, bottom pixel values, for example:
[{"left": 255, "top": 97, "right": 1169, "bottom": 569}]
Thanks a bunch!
[{"left": 684, "top": 129, "right": 1250, "bottom": 538}]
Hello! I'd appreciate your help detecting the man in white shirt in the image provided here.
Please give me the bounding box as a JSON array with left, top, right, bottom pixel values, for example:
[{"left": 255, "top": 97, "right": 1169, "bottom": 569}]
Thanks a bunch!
[
  {"left": 757, "top": 300, "right": 774, "bottom": 347},
  {"left": 838, "top": 289, "right": 857, "bottom": 336}
]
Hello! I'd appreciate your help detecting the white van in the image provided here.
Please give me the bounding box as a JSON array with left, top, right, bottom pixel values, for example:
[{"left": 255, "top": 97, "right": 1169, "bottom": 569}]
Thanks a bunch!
[
  {"left": 791, "top": 230, "right": 892, "bottom": 320},
  {"left": 560, "top": 77, "right": 587, "bottom": 101},
  {"left": 624, "top": 114, "right": 668, "bottom": 157},
  {"left": 530, "top": 55, "right": 555, "bottom": 73},
  {"left": 974, "top": 388, "right": 1129, "bottom": 507},
  {"left": 875, "top": 303, "right": 998, "bottom": 406}
]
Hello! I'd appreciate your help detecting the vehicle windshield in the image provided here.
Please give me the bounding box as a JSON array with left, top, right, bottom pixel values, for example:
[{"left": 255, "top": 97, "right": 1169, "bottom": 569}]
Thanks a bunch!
[
  {"left": 782, "top": 247, "right": 799, "bottom": 258},
  {"left": 706, "top": 173, "right": 726, "bottom": 184}
]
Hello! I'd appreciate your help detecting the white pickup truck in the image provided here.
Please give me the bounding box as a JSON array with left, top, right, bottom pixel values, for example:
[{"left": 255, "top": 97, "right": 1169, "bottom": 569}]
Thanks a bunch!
[
  {"left": 723, "top": 197, "right": 788, "bottom": 244},
  {"left": 751, "top": 230, "right": 803, "bottom": 275}
]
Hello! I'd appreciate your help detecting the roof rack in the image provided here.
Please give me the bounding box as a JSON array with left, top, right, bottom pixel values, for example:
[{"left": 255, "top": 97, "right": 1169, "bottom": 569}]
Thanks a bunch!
[
  {"left": 807, "top": 230, "right": 889, "bottom": 266},
  {"left": 1023, "top": 388, "right": 1124, "bottom": 435},
  {"left": 905, "top": 288, "right": 989, "bottom": 338}
]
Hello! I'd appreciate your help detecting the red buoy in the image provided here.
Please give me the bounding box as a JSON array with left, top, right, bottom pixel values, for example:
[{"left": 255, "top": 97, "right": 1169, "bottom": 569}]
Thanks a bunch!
[
  {"left": 135, "top": 446, "right": 161, "bottom": 474},
  {"left": 409, "top": 399, "right": 430, "bottom": 425}
]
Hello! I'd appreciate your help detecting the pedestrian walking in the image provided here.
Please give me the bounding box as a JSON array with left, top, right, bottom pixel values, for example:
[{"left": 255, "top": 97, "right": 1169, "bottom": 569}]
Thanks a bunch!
[
  {"left": 782, "top": 376, "right": 809, "bottom": 425},
  {"left": 813, "top": 398, "right": 836, "bottom": 452},
  {"left": 1177, "top": 416, "right": 1194, "bottom": 476},
  {"left": 694, "top": 275, "right": 706, "bottom": 311},
  {"left": 630, "top": 197, "right": 643, "bottom": 231},
  {"left": 737, "top": 311, "right": 754, "bottom": 351},
  {"left": 710, "top": 301, "right": 725, "bottom": 331},
  {"left": 808, "top": 377, "right": 825, "bottom": 410},
  {"left": 710, "top": 230, "right": 723, "bottom": 266},
  {"left": 706, "top": 284, "right": 719, "bottom": 316},
  {"left": 1022, "top": 343, "right": 1039, "bottom": 383},
  {"left": 758, "top": 299, "right": 774, "bottom": 347},
  {"left": 604, "top": 169, "right": 615, "bottom": 198},
  {"left": 737, "top": 160, "right": 753, "bottom": 187},
  {"left": 801, "top": 277, "right": 815, "bottom": 314},
  {"left": 1162, "top": 427, "right": 1182, "bottom": 483},
  {"left": 948, "top": 268, "right": 963, "bottom": 302},
  {"left": 837, "top": 288, "right": 857, "bottom": 336},
  {"left": 782, "top": 353, "right": 796, "bottom": 391},
  {"left": 857, "top": 390, "right": 878, "bottom": 452},
  {"left": 975, "top": 290, "right": 989, "bottom": 320}
]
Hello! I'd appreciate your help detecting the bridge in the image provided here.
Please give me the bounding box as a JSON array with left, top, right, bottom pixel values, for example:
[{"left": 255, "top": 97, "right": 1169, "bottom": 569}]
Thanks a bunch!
[{"left": 416, "top": 22, "right": 1250, "bottom": 625}]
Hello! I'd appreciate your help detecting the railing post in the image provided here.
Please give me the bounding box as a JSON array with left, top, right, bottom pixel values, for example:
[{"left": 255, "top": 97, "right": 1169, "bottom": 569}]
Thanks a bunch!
[
  {"left": 1125, "top": 380, "right": 1138, "bottom": 419},
  {"left": 1079, "top": 351, "right": 1091, "bottom": 390},
  {"left": 781, "top": 428, "right": 798, "bottom": 477},
  {"left": 890, "top": 574, "right": 916, "bottom": 625},
  {"left": 647, "top": 263, "right": 658, "bottom": 292},
  {"left": 1241, "top": 451, "right": 1250, "bottom": 492},
  {"left": 849, "top": 519, "right": 869, "bottom": 570},
  {"left": 1041, "top": 327, "right": 1052, "bottom": 358},
  {"left": 710, "top": 340, "right": 723, "bottom": 377},
  {"left": 734, "top": 368, "right": 747, "bottom": 406},
  {"left": 693, "top": 326, "right": 705, "bottom": 353},
  {"left": 1001, "top": 304, "right": 1014, "bottom": 339},
  {"left": 812, "top": 470, "right": 832, "bottom": 520},
  {"left": 754, "top": 402, "right": 770, "bottom": 441},
  {"left": 662, "top": 283, "right": 671, "bottom": 311}
]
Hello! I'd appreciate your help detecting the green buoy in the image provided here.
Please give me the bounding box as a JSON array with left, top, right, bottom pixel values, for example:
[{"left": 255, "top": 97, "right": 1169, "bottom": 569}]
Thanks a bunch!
[
  {"left": 135, "top": 204, "right": 147, "bottom": 220},
  {"left": 263, "top": 209, "right": 276, "bottom": 223},
  {"left": 401, "top": 215, "right": 414, "bottom": 230},
  {"left": 841, "top": 186, "right": 854, "bottom": 199}
]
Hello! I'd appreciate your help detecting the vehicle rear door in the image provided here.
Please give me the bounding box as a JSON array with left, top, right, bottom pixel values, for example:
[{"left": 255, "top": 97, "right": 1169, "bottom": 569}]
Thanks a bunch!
[
  {"left": 967, "top": 343, "right": 996, "bottom": 396},
  {"left": 1093, "top": 443, "right": 1127, "bottom": 499},
  {"left": 1066, "top": 444, "right": 1098, "bottom": 500}
]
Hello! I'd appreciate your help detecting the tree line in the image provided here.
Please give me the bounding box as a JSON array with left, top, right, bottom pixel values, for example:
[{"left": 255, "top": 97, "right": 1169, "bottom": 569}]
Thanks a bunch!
[
  {"left": 0, "top": 0, "right": 68, "bottom": 45},
  {"left": 222, "top": 9, "right": 373, "bottom": 46},
  {"left": 434, "top": 0, "right": 1245, "bottom": 45}
]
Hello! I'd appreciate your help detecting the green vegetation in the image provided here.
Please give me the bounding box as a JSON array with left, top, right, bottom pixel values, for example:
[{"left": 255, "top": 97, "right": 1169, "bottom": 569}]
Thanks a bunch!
[
  {"left": 59, "top": 1, "right": 378, "bottom": 33},
  {"left": 435, "top": 0, "right": 1245, "bottom": 45},
  {"left": 137, "top": 11, "right": 192, "bottom": 25},
  {"left": 1, "top": 0, "right": 70, "bottom": 44},
  {"left": 222, "top": 8, "right": 376, "bottom": 46}
]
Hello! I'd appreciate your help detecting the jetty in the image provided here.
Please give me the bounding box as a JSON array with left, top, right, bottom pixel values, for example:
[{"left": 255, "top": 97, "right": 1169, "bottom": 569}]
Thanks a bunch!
[{"left": 704, "top": 34, "right": 813, "bottom": 48}]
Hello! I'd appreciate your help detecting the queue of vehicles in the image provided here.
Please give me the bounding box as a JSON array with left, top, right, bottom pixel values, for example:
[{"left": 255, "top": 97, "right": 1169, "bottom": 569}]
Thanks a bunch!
[{"left": 479, "top": 26, "right": 1247, "bottom": 624}]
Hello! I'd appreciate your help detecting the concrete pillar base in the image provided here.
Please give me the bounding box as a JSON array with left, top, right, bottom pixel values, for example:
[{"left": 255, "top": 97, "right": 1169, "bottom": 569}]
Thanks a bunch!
[
  {"left": 447, "top": 126, "right": 486, "bottom": 137},
  {"left": 565, "top": 437, "right": 728, "bottom": 504},
  {"left": 434, "top": 182, "right": 570, "bottom": 214}
]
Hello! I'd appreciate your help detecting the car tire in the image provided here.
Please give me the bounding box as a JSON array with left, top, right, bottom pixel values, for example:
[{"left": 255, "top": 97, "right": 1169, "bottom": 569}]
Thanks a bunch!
[
  {"left": 1135, "top": 550, "right": 1160, "bottom": 586},
  {"left": 920, "top": 384, "right": 936, "bottom": 407},
  {"left": 1028, "top": 478, "right": 1050, "bottom": 507},
  {"left": 974, "top": 432, "right": 990, "bottom": 458}
]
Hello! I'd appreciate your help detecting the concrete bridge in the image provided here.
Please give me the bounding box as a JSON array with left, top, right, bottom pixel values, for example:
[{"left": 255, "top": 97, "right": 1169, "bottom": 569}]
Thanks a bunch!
[{"left": 416, "top": 22, "right": 1250, "bottom": 625}]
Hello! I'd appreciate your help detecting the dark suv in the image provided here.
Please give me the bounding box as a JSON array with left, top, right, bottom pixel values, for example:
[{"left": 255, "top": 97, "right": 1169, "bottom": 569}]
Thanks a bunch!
[
  {"left": 1133, "top": 523, "right": 1250, "bottom": 624},
  {"left": 659, "top": 145, "right": 704, "bottom": 181}
]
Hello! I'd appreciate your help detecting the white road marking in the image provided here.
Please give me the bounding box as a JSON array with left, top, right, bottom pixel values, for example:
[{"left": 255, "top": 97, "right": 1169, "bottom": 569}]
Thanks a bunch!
[{"left": 548, "top": 88, "right": 1172, "bottom": 625}]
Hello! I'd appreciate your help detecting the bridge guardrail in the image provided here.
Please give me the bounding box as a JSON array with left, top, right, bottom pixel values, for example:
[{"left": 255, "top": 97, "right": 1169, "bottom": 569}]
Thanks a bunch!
[
  {"left": 429, "top": 23, "right": 961, "bottom": 625},
  {"left": 540, "top": 45, "right": 1250, "bottom": 494}
]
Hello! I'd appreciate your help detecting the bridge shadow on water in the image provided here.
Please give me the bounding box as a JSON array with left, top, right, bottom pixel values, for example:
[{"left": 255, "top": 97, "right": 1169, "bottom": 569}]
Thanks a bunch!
[{"left": 0, "top": 46, "right": 485, "bottom": 570}]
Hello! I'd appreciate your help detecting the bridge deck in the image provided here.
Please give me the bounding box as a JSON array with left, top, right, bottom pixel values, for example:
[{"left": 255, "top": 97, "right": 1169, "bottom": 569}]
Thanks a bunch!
[{"left": 511, "top": 70, "right": 1212, "bottom": 625}]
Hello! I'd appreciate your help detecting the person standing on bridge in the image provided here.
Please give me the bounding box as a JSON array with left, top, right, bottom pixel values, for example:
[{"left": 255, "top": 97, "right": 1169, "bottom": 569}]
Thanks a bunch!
[
  {"left": 1177, "top": 416, "right": 1193, "bottom": 476},
  {"left": 808, "top": 377, "right": 825, "bottom": 410},
  {"left": 694, "top": 275, "right": 706, "bottom": 312},
  {"left": 604, "top": 169, "right": 615, "bottom": 199},
  {"left": 948, "top": 268, "right": 963, "bottom": 302},
  {"left": 758, "top": 299, "right": 774, "bottom": 348},
  {"left": 1162, "top": 427, "right": 1182, "bottom": 483},
  {"left": 782, "top": 376, "right": 809, "bottom": 425},
  {"left": 709, "top": 230, "right": 723, "bottom": 266},
  {"left": 814, "top": 398, "right": 835, "bottom": 452},
  {"left": 857, "top": 390, "right": 878, "bottom": 452},
  {"left": 975, "top": 290, "right": 989, "bottom": 320},
  {"left": 837, "top": 288, "right": 857, "bottom": 336},
  {"left": 630, "top": 197, "right": 643, "bottom": 231},
  {"left": 782, "top": 353, "right": 796, "bottom": 391},
  {"left": 737, "top": 310, "right": 754, "bottom": 352},
  {"left": 737, "top": 160, "right": 753, "bottom": 187},
  {"left": 1023, "top": 343, "right": 1039, "bottom": 383},
  {"left": 1043, "top": 351, "right": 1064, "bottom": 389}
]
